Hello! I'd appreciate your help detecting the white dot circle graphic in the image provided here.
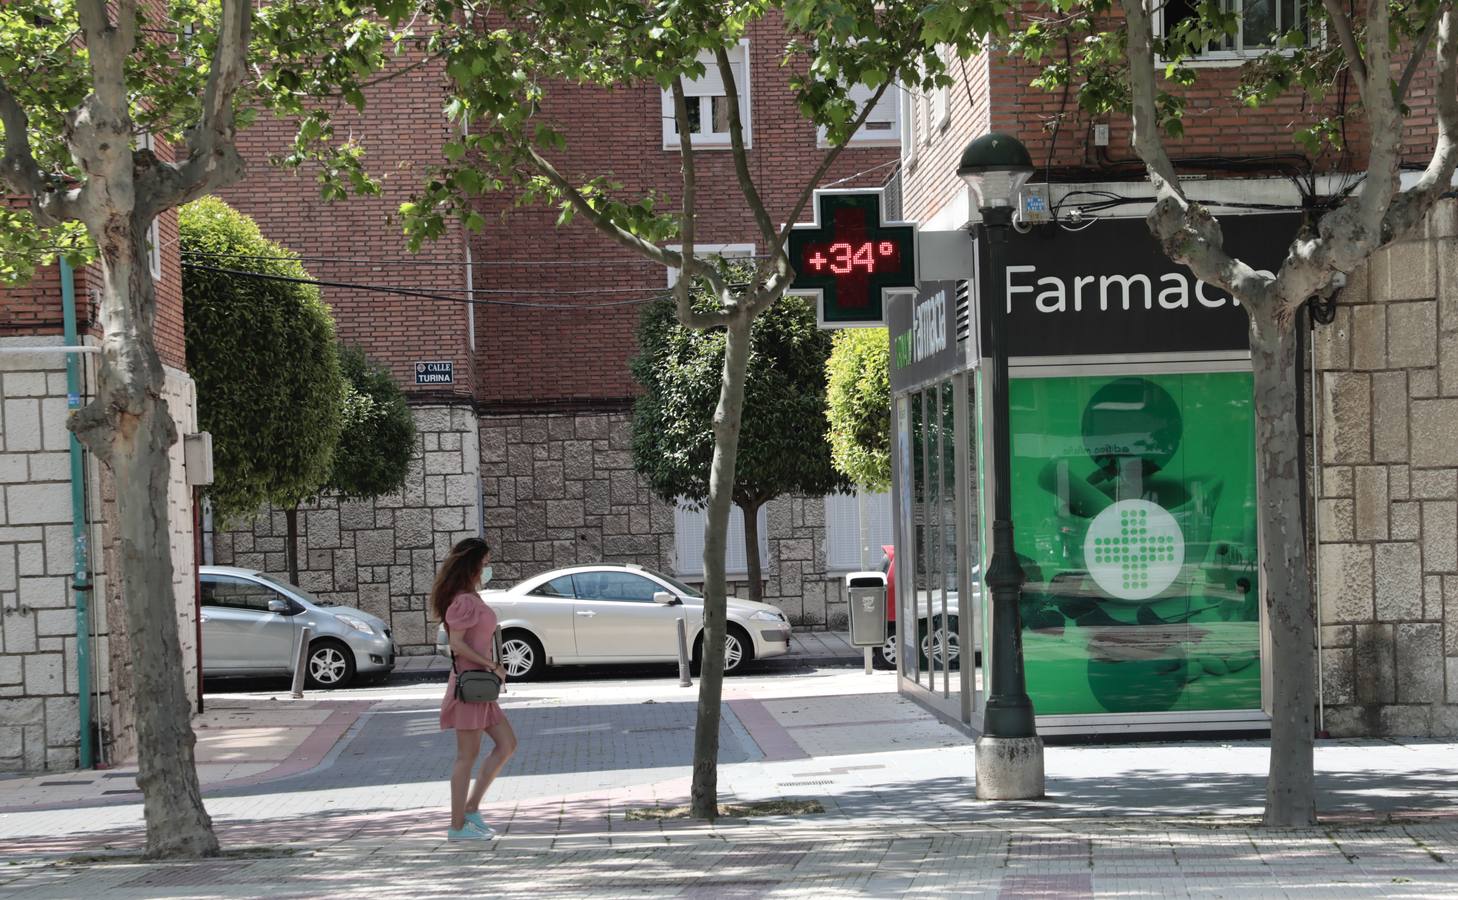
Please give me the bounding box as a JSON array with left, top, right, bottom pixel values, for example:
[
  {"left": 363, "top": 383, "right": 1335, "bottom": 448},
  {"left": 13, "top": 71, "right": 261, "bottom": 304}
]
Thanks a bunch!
[{"left": 1083, "top": 499, "right": 1185, "bottom": 602}]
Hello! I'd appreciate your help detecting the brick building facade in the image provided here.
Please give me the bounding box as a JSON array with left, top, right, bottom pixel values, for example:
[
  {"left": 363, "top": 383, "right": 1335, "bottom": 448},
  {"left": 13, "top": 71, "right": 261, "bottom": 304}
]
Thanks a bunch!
[{"left": 214, "top": 14, "right": 902, "bottom": 649}]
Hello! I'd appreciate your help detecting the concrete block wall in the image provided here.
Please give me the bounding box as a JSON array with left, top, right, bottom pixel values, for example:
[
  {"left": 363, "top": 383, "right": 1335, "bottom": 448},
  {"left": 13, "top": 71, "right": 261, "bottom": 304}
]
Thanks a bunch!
[
  {"left": 1315, "top": 198, "right": 1458, "bottom": 737},
  {"left": 212, "top": 402, "right": 483, "bottom": 653}
]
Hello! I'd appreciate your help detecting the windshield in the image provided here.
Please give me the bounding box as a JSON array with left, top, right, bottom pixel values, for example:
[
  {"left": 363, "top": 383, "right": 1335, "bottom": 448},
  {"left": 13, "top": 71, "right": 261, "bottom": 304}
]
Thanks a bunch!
[
  {"left": 646, "top": 569, "right": 703, "bottom": 599},
  {"left": 258, "top": 572, "right": 325, "bottom": 606}
]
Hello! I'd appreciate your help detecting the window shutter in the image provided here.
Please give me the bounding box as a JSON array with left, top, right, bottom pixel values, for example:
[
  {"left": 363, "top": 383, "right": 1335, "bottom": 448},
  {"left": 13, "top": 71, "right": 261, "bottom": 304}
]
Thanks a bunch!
[
  {"left": 825, "top": 491, "right": 895, "bottom": 571},
  {"left": 674, "top": 501, "right": 768, "bottom": 578},
  {"left": 681, "top": 46, "right": 745, "bottom": 97},
  {"left": 846, "top": 83, "right": 898, "bottom": 136}
]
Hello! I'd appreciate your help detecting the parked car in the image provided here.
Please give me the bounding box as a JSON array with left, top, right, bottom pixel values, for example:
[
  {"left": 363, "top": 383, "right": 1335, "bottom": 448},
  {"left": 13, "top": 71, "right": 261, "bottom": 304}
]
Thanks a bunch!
[
  {"left": 873, "top": 544, "right": 980, "bottom": 671},
  {"left": 199, "top": 565, "right": 396, "bottom": 689},
  {"left": 434, "top": 563, "right": 792, "bottom": 680}
]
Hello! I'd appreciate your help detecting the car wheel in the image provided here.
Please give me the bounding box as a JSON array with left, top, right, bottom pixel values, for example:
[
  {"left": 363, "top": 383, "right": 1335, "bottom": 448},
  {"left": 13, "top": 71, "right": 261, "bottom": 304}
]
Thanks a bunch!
[
  {"left": 918, "top": 616, "right": 961, "bottom": 671},
  {"left": 873, "top": 624, "right": 898, "bottom": 670},
  {"left": 499, "top": 630, "right": 545, "bottom": 682},
  {"left": 306, "top": 638, "right": 356, "bottom": 689},
  {"left": 692, "top": 625, "right": 754, "bottom": 676}
]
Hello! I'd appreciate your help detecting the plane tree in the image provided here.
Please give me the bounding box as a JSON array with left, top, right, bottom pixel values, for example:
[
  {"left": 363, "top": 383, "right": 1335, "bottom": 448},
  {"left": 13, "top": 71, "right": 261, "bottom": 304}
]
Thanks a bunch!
[{"left": 1011, "top": 0, "right": 1458, "bottom": 825}]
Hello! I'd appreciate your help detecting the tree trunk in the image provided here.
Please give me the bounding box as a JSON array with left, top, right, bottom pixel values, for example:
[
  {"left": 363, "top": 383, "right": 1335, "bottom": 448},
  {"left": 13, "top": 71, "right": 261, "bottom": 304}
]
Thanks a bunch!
[
  {"left": 691, "top": 315, "right": 753, "bottom": 820},
  {"left": 1249, "top": 305, "right": 1317, "bottom": 827},
  {"left": 73, "top": 216, "right": 220, "bottom": 858},
  {"left": 285, "top": 505, "right": 300, "bottom": 585},
  {"left": 740, "top": 500, "right": 763, "bottom": 604}
]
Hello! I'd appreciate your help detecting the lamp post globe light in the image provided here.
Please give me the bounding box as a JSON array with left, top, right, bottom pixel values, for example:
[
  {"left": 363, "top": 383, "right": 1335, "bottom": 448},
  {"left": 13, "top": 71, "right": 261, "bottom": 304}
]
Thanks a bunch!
[{"left": 958, "top": 132, "right": 1045, "bottom": 800}]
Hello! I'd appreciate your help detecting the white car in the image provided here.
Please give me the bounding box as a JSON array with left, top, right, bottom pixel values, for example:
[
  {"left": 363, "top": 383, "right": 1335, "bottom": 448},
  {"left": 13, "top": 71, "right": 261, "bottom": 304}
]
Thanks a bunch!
[{"left": 434, "top": 564, "right": 792, "bottom": 679}]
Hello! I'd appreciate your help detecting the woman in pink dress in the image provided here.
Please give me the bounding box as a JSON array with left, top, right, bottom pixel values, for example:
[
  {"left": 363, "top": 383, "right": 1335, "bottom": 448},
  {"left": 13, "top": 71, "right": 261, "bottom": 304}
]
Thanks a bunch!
[{"left": 431, "top": 537, "right": 517, "bottom": 841}]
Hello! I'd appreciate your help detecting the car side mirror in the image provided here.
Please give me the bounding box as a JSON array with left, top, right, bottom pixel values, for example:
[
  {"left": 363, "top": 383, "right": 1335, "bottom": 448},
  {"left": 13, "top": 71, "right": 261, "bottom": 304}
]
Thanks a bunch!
[
  {"left": 652, "top": 591, "right": 678, "bottom": 606},
  {"left": 267, "top": 598, "right": 291, "bottom": 614}
]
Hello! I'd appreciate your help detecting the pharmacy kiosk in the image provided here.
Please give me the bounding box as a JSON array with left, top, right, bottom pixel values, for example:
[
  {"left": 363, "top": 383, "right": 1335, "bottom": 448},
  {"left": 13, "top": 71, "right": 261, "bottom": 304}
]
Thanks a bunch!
[{"left": 887, "top": 212, "right": 1300, "bottom": 736}]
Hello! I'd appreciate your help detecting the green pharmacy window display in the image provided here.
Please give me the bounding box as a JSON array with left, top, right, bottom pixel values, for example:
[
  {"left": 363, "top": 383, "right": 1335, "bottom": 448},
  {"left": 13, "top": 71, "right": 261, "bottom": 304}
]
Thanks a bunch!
[{"left": 1006, "top": 372, "right": 1261, "bottom": 716}]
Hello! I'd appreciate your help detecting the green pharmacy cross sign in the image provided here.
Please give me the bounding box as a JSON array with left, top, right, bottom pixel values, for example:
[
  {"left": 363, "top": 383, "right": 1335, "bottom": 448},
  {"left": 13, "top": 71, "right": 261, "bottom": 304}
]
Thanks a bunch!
[{"left": 788, "top": 189, "right": 916, "bottom": 328}]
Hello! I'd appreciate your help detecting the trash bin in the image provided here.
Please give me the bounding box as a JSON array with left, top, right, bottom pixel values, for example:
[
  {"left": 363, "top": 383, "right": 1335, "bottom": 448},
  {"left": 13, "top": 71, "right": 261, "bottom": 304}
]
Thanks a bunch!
[{"left": 845, "top": 571, "right": 887, "bottom": 648}]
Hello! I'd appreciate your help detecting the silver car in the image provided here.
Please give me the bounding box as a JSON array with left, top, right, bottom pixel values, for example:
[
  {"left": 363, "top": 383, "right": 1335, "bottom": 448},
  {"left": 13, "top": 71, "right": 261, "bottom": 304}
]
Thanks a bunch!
[
  {"left": 434, "top": 563, "right": 792, "bottom": 680},
  {"left": 200, "top": 565, "right": 396, "bottom": 689}
]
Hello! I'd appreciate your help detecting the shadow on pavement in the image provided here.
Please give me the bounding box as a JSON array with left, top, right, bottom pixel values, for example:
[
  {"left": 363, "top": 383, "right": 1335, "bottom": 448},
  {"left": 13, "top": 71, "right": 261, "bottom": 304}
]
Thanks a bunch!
[{"left": 792, "top": 766, "right": 1458, "bottom": 821}]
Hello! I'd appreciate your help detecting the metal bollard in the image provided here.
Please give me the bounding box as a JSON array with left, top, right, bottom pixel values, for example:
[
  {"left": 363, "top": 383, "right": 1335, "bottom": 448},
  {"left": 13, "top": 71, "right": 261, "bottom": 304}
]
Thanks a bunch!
[
  {"left": 864, "top": 645, "right": 873, "bottom": 675},
  {"left": 676, "top": 617, "right": 693, "bottom": 687},
  {"left": 290, "top": 625, "right": 314, "bottom": 699}
]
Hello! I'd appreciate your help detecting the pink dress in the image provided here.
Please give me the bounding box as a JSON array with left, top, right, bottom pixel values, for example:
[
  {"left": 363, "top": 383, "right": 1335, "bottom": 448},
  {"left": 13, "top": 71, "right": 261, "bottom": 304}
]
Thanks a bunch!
[{"left": 439, "top": 592, "right": 507, "bottom": 731}]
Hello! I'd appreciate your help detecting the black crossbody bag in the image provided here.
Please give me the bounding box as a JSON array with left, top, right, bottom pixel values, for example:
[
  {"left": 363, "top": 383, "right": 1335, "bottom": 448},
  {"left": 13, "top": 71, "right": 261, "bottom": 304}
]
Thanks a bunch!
[{"left": 450, "top": 626, "right": 502, "bottom": 703}]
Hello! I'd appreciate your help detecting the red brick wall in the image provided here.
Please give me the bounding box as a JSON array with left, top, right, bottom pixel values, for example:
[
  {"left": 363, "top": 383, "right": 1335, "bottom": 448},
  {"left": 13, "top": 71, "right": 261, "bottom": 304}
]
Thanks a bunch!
[
  {"left": 219, "top": 44, "right": 473, "bottom": 401},
  {"left": 902, "top": 8, "right": 1447, "bottom": 224},
  {"left": 469, "top": 14, "right": 899, "bottom": 409},
  {"left": 899, "top": 52, "right": 991, "bottom": 228}
]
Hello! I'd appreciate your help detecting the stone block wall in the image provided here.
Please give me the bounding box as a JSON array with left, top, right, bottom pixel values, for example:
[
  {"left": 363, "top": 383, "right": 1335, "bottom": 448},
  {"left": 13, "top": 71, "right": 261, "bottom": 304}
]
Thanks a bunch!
[
  {"left": 0, "top": 339, "right": 94, "bottom": 771},
  {"left": 1315, "top": 199, "right": 1458, "bottom": 737},
  {"left": 1, "top": 340, "right": 201, "bottom": 772},
  {"left": 212, "top": 402, "right": 483, "bottom": 653},
  {"left": 480, "top": 409, "right": 851, "bottom": 631}
]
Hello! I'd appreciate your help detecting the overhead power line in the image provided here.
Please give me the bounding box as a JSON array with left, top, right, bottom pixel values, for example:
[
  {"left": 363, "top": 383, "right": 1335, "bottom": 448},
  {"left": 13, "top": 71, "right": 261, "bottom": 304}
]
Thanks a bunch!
[
  {"left": 179, "top": 249, "right": 679, "bottom": 268},
  {"left": 180, "top": 262, "right": 668, "bottom": 310}
]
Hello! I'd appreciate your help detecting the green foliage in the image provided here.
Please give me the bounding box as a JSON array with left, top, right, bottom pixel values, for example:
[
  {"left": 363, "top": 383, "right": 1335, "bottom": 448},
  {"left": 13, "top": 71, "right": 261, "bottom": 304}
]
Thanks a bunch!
[
  {"left": 0, "top": 0, "right": 418, "bottom": 282},
  {"left": 397, "top": 0, "right": 1005, "bottom": 249},
  {"left": 327, "top": 345, "right": 417, "bottom": 501},
  {"left": 824, "top": 328, "right": 891, "bottom": 493},
  {"left": 630, "top": 275, "right": 850, "bottom": 510},
  {"left": 180, "top": 197, "right": 344, "bottom": 523}
]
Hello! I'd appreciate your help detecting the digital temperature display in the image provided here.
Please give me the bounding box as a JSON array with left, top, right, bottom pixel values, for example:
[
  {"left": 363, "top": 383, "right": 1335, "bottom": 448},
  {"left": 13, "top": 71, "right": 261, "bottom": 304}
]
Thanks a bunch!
[
  {"left": 787, "top": 190, "right": 916, "bottom": 328},
  {"left": 803, "top": 241, "right": 900, "bottom": 275}
]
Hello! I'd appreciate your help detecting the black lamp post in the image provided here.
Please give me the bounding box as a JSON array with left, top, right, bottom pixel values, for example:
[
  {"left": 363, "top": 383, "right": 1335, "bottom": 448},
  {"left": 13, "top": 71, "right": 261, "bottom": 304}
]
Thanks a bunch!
[{"left": 957, "top": 132, "right": 1044, "bottom": 798}]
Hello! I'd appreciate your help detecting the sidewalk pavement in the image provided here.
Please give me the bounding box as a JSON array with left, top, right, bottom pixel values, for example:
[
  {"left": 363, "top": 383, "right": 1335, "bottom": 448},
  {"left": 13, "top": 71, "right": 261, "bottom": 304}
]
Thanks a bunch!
[
  {"left": 389, "top": 629, "right": 864, "bottom": 677},
  {"left": 2, "top": 668, "right": 1456, "bottom": 897}
]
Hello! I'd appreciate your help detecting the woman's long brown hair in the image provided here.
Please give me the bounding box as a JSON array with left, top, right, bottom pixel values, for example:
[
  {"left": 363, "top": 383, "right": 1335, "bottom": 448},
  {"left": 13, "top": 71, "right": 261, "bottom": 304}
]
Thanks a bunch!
[{"left": 431, "top": 537, "right": 491, "bottom": 625}]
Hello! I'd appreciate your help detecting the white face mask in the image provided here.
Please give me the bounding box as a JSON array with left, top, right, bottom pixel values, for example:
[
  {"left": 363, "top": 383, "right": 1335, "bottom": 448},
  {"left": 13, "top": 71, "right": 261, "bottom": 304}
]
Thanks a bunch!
[{"left": 480, "top": 565, "right": 493, "bottom": 587}]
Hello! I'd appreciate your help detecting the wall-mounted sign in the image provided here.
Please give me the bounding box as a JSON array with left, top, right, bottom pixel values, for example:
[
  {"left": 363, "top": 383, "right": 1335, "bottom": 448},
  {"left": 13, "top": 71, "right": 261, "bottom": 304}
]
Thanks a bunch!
[
  {"left": 788, "top": 188, "right": 917, "bottom": 329},
  {"left": 978, "top": 213, "right": 1301, "bottom": 358},
  {"left": 415, "top": 360, "right": 453, "bottom": 385},
  {"left": 887, "top": 281, "right": 968, "bottom": 394}
]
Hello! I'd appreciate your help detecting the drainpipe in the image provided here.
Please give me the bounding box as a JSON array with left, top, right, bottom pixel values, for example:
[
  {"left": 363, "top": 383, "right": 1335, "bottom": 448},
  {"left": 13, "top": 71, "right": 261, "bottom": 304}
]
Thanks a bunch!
[{"left": 59, "top": 259, "right": 94, "bottom": 769}]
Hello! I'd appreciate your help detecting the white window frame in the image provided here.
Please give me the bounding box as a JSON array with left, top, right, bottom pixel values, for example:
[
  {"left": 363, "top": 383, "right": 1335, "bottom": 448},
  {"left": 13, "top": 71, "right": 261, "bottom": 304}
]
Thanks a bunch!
[
  {"left": 899, "top": 84, "right": 920, "bottom": 169},
  {"left": 665, "top": 243, "right": 755, "bottom": 287},
  {"left": 1154, "top": 0, "right": 1312, "bottom": 66},
  {"left": 673, "top": 501, "right": 770, "bottom": 580},
  {"left": 824, "top": 490, "right": 895, "bottom": 573},
  {"left": 661, "top": 40, "right": 752, "bottom": 150},
  {"left": 930, "top": 46, "right": 951, "bottom": 133},
  {"left": 139, "top": 134, "right": 163, "bottom": 282},
  {"left": 817, "top": 82, "right": 901, "bottom": 149}
]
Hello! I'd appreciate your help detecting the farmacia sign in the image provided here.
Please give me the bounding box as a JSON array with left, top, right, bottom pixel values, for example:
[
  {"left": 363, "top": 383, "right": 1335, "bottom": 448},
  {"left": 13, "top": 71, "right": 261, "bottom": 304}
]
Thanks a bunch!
[{"left": 982, "top": 213, "right": 1301, "bottom": 358}]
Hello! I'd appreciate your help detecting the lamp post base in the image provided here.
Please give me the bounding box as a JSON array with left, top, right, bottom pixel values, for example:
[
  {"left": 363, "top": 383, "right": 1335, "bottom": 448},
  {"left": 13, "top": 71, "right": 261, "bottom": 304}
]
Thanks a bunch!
[{"left": 974, "top": 735, "right": 1045, "bottom": 800}]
